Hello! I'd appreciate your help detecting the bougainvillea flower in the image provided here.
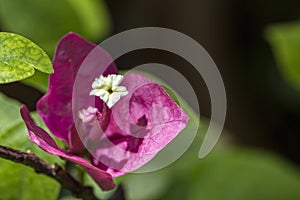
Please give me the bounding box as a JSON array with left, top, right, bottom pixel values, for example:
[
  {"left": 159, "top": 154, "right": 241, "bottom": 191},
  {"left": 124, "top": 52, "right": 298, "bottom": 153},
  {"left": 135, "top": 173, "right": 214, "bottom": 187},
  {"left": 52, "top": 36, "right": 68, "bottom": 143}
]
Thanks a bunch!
[{"left": 20, "top": 33, "right": 188, "bottom": 190}]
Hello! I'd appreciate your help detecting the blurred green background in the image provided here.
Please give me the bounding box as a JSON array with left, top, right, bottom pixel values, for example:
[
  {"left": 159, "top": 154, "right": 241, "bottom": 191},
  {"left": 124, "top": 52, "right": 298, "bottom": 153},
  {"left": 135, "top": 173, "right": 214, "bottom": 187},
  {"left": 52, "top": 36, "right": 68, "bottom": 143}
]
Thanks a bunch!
[{"left": 1, "top": 0, "right": 300, "bottom": 199}]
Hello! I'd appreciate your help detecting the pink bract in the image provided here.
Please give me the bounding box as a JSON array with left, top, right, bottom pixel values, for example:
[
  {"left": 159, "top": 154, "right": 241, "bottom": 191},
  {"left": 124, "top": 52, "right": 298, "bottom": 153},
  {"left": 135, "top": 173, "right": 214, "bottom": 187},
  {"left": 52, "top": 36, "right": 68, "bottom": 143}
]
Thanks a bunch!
[
  {"left": 20, "top": 105, "right": 115, "bottom": 191},
  {"left": 36, "top": 33, "right": 117, "bottom": 151},
  {"left": 20, "top": 32, "right": 189, "bottom": 190}
]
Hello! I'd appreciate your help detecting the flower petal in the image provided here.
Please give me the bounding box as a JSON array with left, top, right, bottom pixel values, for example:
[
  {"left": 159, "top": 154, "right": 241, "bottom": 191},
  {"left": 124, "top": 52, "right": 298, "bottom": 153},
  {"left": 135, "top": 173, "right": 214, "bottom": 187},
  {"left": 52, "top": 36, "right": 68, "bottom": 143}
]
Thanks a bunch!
[
  {"left": 90, "top": 73, "right": 189, "bottom": 177},
  {"left": 20, "top": 105, "right": 115, "bottom": 191},
  {"left": 37, "top": 33, "right": 118, "bottom": 147}
]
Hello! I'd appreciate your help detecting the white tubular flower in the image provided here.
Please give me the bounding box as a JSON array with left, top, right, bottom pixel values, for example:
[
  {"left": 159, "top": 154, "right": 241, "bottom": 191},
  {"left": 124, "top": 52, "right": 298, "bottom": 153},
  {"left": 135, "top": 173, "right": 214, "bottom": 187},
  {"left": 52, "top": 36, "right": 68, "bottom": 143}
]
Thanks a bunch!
[{"left": 89, "top": 74, "right": 128, "bottom": 108}]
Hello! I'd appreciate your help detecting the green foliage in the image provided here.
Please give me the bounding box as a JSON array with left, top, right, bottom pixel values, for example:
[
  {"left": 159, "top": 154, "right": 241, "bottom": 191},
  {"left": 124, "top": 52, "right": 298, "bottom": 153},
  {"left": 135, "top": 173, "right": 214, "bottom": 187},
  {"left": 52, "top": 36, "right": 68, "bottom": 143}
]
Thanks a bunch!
[
  {"left": 0, "top": 93, "right": 64, "bottom": 200},
  {"left": 0, "top": 0, "right": 112, "bottom": 56},
  {"left": 22, "top": 71, "right": 49, "bottom": 93},
  {"left": 65, "top": 0, "right": 111, "bottom": 41},
  {"left": 119, "top": 143, "right": 300, "bottom": 200},
  {"left": 0, "top": 0, "right": 111, "bottom": 90},
  {"left": 167, "top": 148, "right": 300, "bottom": 200},
  {"left": 0, "top": 32, "right": 53, "bottom": 84},
  {"left": 266, "top": 21, "right": 300, "bottom": 91}
]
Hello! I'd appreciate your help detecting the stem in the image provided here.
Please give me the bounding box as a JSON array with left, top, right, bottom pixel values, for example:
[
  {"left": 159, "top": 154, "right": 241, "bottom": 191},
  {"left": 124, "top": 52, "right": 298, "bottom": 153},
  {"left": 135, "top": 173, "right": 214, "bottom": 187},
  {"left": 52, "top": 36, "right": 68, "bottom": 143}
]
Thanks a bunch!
[
  {"left": 0, "top": 145, "right": 100, "bottom": 200},
  {"left": 109, "top": 184, "right": 126, "bottom": 200}
]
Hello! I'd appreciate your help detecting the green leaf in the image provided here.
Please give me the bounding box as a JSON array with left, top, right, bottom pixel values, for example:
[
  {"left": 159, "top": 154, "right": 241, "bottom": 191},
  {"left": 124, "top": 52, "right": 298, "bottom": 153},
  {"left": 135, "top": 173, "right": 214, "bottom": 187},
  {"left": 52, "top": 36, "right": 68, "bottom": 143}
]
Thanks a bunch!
[
  {"left": 0, "top": 0, "right": 112, "bottom": 56},
  {"left": 162, "top": 148, "right": 300, "bottom": 200},
  {"left": 21, "top": 71, "right": 49, "bottom": 93},
  {"left": 66, "top": 0, "right": 111, "bottom": 41},
  {"left": 0, "top": 92, "right": 63, "bottom": 200},
  {"left": 0, "top": 32, "right": 53, "bottom": 84},
  {"left": 265, "top": 21, "right": 300, "bottom": 91}
]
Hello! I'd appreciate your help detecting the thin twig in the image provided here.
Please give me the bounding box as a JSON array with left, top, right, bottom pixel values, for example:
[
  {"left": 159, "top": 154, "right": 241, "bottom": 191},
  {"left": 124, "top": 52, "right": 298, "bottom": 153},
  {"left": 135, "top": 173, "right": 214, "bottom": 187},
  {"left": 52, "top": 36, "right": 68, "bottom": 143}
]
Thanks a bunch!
[{"left": 0, "top": 145, "right": 100, "bottom": 200}]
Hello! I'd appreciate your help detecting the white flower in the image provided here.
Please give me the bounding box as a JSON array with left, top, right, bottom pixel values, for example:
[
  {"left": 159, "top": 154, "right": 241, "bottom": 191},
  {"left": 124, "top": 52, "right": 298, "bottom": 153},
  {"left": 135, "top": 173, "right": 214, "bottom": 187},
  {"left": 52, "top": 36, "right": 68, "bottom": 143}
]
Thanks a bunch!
[
  {"left": 78, "top": 106, "right": 98, "bottom": 123},
  {"left": 89, "top": 74, "right": 128, "bottom": 108}
]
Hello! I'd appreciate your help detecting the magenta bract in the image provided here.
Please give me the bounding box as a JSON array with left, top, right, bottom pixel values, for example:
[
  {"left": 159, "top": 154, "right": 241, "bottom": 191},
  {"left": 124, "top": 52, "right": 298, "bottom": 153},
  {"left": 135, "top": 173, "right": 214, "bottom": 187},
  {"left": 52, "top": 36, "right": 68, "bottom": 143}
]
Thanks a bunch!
[
  {"left": 20, "top": 33, "right": 188, "bottom": 190},
  {"left": 20, "top": 105, "right": 115, "bottom": 190}
]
